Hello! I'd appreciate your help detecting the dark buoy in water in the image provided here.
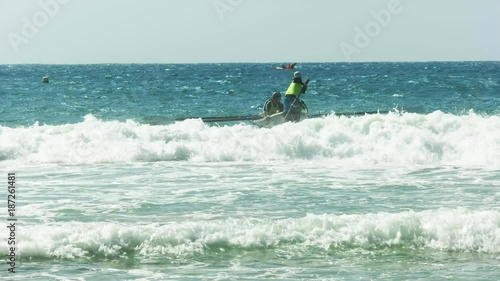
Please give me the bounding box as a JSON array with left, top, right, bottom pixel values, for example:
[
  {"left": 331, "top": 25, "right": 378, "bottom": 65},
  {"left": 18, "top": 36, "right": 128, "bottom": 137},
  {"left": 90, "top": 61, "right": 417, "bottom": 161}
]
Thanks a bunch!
[{"left": 42, "top": 76, "right": 49, "bottom": 83}]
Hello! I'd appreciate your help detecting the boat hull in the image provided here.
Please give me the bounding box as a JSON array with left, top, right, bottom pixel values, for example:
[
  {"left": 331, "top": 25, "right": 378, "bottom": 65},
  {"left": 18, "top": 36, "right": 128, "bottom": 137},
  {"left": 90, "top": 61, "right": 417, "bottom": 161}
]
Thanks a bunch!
[
  {"left": 252, "top": 112, "right": 308, "bottom": 128},
  {"left": 252, "top": 112, "right": 285, "bottom": 128}
]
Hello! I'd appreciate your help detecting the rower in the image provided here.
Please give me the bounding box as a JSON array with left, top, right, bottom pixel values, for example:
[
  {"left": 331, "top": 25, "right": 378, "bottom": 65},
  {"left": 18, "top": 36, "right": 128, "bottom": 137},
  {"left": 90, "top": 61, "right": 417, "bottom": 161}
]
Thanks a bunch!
[
  {"left": 263, "top": 92, "right": 284, "bottom": 116},
  {"left": 284, "top": 71, "right": 309, "bottom": 122}
]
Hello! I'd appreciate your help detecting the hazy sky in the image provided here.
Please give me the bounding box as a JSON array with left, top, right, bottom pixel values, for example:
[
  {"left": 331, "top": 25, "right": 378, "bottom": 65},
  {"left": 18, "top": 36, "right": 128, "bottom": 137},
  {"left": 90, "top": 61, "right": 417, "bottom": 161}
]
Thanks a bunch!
[{"left": 1, "top": 0, "right": 499, "bottom": 64}]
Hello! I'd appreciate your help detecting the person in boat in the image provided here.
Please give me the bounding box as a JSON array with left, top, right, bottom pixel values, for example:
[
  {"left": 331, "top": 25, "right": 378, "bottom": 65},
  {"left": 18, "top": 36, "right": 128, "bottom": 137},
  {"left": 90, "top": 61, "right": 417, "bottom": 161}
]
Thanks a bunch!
[
  {"left": 263, "top": 91, "right": 284, "bottom": 117},
  {"left": 279, "top": 63, "right": 297, "bottom": 70},
  {"left": 284, "top": 71, "right": 309, "bottom": 122}
]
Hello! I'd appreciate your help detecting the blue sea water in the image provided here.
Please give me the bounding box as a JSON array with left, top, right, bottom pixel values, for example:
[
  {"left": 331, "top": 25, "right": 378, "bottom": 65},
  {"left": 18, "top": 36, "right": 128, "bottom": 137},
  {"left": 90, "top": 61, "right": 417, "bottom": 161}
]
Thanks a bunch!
[{"left": 0, "top": 62, "right": 499, "bottom": 280}]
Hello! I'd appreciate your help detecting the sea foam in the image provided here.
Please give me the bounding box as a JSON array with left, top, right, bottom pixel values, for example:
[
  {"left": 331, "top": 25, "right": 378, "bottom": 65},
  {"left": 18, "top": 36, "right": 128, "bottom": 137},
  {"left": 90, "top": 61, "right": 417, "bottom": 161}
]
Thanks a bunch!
[
  {"left": 3, "top": 208, "right": 499, "bottom": 260},
  {"left": 0, "top": 111, "right": 499, "bottom": 166}
]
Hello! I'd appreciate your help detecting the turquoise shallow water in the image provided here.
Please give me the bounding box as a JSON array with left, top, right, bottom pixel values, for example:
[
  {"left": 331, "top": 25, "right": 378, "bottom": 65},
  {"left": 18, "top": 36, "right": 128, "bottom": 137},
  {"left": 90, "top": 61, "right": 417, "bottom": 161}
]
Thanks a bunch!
[{"left": 1, "top": 62, "right": 500, "bottom": 280}]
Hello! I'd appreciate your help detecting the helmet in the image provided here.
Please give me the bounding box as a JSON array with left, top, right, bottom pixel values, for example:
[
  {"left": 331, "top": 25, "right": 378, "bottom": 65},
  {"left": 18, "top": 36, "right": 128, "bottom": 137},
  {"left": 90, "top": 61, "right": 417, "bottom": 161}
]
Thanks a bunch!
[
  {"left": 294, "top": 71, "right": 301, "bottom": 78},
  {"left": 272, "top": 92, "right": 281, "bottom": 98}
]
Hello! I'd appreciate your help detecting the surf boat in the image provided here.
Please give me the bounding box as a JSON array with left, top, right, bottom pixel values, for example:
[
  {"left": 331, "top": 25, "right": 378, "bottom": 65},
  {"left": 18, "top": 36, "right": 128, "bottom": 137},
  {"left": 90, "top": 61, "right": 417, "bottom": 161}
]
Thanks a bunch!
[{"left": 176, "top": 109, "right": 390, "bottom": 128}]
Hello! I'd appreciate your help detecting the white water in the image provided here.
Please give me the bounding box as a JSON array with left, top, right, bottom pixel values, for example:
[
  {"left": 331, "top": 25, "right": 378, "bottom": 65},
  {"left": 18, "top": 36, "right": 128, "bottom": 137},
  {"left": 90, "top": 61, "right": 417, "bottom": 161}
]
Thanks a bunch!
[
  {"left": 1, "top": 110, "right": 500, "bottom": 280},
  {"left": 1, "top": 111, "right": 499, "bottom": 167},
  {"left": 4, "top": 208, "right": 498, "bottom": 260}
]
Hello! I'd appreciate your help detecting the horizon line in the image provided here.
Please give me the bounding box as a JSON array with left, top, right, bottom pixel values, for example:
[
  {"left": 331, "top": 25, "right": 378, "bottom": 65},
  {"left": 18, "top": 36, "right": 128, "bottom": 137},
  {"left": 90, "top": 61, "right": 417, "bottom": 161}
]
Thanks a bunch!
[{"left": 1, "top": 59, "right": 499, "bottom": 66}]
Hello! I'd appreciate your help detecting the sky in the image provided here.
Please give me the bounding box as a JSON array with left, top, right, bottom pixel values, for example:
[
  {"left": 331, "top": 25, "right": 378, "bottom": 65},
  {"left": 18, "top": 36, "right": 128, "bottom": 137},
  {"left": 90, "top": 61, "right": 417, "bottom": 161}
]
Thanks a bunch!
[{"left": 0, "top": 0, "right": 499, "bottom": 64}]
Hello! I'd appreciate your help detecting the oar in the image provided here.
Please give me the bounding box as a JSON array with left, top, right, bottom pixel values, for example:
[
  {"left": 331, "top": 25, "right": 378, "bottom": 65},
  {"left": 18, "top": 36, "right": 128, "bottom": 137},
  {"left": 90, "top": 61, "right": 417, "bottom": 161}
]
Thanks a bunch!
[
  {"left": 307, "top": 110, "right": 391, "bottom": 119},
  {"left": 176, "top": 115, "right": 262, "bottom": 123}
]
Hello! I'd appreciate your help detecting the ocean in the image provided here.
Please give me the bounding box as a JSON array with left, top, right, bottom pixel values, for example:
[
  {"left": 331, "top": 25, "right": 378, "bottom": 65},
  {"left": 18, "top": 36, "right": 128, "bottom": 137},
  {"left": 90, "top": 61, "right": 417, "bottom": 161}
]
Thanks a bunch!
[{"left": 0, "top": 62, "right": 499, "bottom": 280}]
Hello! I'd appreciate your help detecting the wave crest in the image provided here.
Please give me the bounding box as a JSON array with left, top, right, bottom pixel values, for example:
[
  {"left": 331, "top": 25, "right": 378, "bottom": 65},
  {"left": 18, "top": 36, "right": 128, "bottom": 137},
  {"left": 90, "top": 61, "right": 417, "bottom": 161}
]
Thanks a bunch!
[{"left": 1, "top": 111, "right": 499, "bottom": 166}]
